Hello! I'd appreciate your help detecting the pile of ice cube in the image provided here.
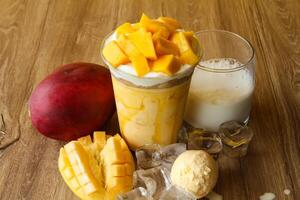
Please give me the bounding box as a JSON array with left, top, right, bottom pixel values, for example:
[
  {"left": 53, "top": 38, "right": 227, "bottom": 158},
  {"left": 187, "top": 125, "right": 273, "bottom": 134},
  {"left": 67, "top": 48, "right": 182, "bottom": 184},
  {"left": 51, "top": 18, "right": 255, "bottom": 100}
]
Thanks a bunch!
[{"left": 117, "top": 121, "right": 253, "bottom": 200}]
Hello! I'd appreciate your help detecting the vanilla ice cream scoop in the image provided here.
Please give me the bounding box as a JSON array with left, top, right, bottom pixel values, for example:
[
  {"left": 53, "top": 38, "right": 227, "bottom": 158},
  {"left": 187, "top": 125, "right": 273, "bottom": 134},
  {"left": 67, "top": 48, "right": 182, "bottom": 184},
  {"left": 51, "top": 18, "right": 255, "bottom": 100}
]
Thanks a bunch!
[{"left": 170, "top": 150, "right": 218, "bottom": 198}]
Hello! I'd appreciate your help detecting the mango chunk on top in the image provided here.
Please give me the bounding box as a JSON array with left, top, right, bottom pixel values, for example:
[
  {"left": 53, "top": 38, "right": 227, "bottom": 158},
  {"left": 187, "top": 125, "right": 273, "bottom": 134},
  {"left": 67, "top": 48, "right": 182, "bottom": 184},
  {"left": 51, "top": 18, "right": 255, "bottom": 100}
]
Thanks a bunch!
[
  {"left": 117, "top": 35, "right": 150, "bottom": 76},
  {"left": 158, "top": 16, "right": 181, "bottom": 33},
  {"left": 150, "top": 54, "right": 181, "bottom": 76},
  {"left": 140, "top": 13, "right": 170, "bottom": 39},
  {"left": 171, "top": 32, "right": 199, "bottom": 65},
  {"left": 115, "top": 22, "right": 135, "bottom": 36},
  {"left": 127, "top": 28, "right": 157, "bottom": 60},
  {"left": 102, "top": 41, "right": 129, "bottom": 67},
  {"left": 155, "top": 37, "right": 180, "bottom": 56}
]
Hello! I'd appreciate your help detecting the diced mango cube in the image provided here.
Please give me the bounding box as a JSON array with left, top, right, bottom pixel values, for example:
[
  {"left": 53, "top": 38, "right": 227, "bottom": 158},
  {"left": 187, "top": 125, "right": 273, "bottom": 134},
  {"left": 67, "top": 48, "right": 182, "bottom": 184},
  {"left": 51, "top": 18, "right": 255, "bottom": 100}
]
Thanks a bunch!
[
  {"left": 77, "top": 135, "right": 92, "bottom": 146},
  {"left": 155, "top": 37, "right": 180, "bottom": 56},
  {"left": 179, "top": 49, "right": 200, "bottom": 65},
  {"left": 171, "top": 32, "right": 199, "bottom": 65},
  {"left": 132, "top": 23, "right": 141, "bottom": 30},
  {"left": 152, "top": 29, "right": 169, "bottom": 41},
  {"left": 150, "top": 55, "right": 181, "bottom": 75},
  {"left": 127, "top": 28, "right": 157, "bottom": 60},
  {"left": 102, "top": 41, "right": 129, "bottom": 67},
  {"left": 117, "top": 35, "right": 150, "bottom": 76},
  {"left": 115, "top": 22, "right": 135, "bottom": 36},
  {"left": 93, "top": 131, "right": 106, "bottom": 149},
  {"left": 158, "top": 17, "right": 181, "bottom": 33},
  {"left": 110, "top": 164, "right": 127, "bottom": 176},
  {"left": 140, "top": 13, "right": 169, "bottom": 38}
]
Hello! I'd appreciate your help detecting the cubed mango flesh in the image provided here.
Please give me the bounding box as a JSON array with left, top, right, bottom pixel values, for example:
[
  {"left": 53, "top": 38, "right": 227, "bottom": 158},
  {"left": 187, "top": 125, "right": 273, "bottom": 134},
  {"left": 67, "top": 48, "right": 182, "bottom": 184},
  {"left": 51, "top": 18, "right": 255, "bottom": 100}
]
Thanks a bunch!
[
  {"left": 58, "top": 132, "right": 135, "bottom": 200},
  {"left": 127, "top": 28, "right": 157, "bottom": 60},
  {"left": 150, "top": 55, "right": 181, "bottom": 75},
  {"left": 102, "top": 41, "right": 129, "bottom": 67},
  {"left": 171, "top": 32, "right": 199, "bottom": 65},
  {"left": 117, "top": 35, "right": 150, "bottom": 76},
  {"left": 115, "top": 22, "right": 135, "bottom": 36},
  {"left": 155, "top": 37, "right": 180, "bottom": 56},
  {"left": 158, "top": 17, "right": 181, "bottom": 33},
  {"left": 140, "top": 13, "right": 169, "bottom": 39}
]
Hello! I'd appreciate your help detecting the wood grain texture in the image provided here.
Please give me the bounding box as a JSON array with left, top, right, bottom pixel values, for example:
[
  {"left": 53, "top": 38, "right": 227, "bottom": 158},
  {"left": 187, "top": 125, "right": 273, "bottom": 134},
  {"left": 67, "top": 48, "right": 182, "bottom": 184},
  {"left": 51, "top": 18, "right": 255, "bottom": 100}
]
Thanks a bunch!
[{"left": 0, "top": 0, "right": 299, "bottom": 199}]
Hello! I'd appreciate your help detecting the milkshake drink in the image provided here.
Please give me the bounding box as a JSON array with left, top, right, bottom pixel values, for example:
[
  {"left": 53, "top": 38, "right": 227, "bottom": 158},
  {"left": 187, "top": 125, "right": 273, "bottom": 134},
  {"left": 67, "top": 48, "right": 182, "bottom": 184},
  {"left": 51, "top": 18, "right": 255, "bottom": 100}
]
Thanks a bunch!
[
  {"left": 101, "top": 14, "right": 201, "bottom": 149},
  {"left": 184, "top": 30, "right": 255, "bottom": 131},
  {"left": 185, "top": 58, "right": 254, "bottom": 131}
]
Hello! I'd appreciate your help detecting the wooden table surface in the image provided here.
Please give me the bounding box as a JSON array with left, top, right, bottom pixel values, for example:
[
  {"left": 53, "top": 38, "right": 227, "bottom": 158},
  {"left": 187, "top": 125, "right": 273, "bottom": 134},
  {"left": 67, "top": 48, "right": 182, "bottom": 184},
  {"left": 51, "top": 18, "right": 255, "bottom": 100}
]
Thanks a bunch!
[{"left": 0, "top": 0, "right": 299, "bottom": 199}]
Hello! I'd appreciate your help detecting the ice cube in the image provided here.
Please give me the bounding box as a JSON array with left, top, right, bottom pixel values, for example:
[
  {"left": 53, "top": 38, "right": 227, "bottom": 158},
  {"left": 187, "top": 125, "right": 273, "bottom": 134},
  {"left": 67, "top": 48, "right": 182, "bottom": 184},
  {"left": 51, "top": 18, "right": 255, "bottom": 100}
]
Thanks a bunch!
[
  {"left": 117, "top": 187, "right": 153, "bottom": 200},
  {"left": 136, "top": 143, "right": 186, "bottom": 171},
  {"left": 136, "top": 144, "right": 162, "bottom": 169},
  {"left": 187, "top": 131, "right": 223, "bottom": 159},
  {"left": 159, "top": 185, "right": 197, "bottom": 200},
  {"left": 219, "top": 121, "right": 254, "bottom": 157},
  {"left": 133, "top": 167, "right": 172, "bottom": 199}
]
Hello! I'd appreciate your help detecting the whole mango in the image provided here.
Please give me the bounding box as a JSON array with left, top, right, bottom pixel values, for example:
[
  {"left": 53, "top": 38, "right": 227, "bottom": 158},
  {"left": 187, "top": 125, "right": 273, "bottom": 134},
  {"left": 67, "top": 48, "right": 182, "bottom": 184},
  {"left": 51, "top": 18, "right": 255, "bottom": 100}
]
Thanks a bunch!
[{"left": 29, "top": 63, "right": 115, "bottom": 141}]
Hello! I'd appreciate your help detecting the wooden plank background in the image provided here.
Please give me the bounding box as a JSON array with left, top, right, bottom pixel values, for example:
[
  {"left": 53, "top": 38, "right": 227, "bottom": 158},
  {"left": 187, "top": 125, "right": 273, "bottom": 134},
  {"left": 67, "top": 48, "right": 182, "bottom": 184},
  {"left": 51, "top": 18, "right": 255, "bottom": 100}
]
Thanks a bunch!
[{"left": 0, "top": 0, "right": 299, "bottom": 199}]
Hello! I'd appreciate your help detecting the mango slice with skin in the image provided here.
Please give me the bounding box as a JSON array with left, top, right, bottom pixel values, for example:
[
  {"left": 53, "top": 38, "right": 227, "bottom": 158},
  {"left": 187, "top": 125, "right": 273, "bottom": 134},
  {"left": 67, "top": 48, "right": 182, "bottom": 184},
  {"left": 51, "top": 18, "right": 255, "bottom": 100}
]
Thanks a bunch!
[
  {"left": 102, "top": 41, "right": 129, "bottom": 67},
  {"left": 150, "top": 54, "right": 181, "bottom": 76},
  {"left": 140, "top": 13, "right": 170, "bottom": 39},
  {"left": 127, "top": 28, "right": 157, "bottom": 60},
  {"left": 155, "top": 37, "right": 180, "bottom": 56},
  {"left": 171, "top": 32, "right": 199, "bottom": 65},
  {"left": 117, "top": 35, "right": 150, "bottom": 76},
  {"left": 58, "top": 132, "right": 135, "bottom": 200}
]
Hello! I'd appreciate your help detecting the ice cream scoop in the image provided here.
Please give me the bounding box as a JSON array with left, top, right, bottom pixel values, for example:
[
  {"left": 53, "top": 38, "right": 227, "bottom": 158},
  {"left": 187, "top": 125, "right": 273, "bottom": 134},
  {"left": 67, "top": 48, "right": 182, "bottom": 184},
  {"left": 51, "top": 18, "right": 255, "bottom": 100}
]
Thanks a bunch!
[{"left": 170, "top": 150, "right": 218, "bottom": 198}]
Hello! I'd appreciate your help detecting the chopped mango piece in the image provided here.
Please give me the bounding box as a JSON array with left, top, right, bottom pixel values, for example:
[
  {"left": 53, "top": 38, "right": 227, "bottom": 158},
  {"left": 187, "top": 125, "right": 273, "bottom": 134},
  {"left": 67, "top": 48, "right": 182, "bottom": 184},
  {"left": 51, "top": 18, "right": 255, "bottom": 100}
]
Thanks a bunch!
[
  {"left": 140, "top": 13, "right": 169, "bottom": 38},
  {"left": 155, "top": 37, "right": 180, "bottom": 56},
  {"left": 171, "top": 32, "right": 199, "bottom": 65},
  {"left": 102, "top": 41, "right": 129, "bottom": 67},
  {"left": 179, "top": 49, "right": 200, "bottom": 65},
  {"left": 158, "top": 17, "right": 181, "bottom": 33},
  {"left": 117, "top": 35, "right": 150, "bottom": 76},
  {"left": 132, "top": 23, "right": 140, "bottom": 30},
  {"left": 150, "top": 55, "right": 181, "bottom": 75},
  {"left": 93, "top": 131, "right": 106, "bottom": 149},
  {"left": 152, "top": 29, "right": 169, "bottom": 41},
  {"left": 115, "top": 22, "right": 135, "bottom": 36},
  {"left": 127, "top": 28, "right": 157, "bottom": 60}
]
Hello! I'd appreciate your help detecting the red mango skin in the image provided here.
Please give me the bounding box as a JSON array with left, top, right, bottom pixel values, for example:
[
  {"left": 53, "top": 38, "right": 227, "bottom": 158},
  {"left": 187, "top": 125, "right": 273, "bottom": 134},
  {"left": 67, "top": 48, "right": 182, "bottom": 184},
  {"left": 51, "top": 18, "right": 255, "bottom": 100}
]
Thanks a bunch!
[{"left": 29, "top": 63, "right": 115, "bottom": 141}]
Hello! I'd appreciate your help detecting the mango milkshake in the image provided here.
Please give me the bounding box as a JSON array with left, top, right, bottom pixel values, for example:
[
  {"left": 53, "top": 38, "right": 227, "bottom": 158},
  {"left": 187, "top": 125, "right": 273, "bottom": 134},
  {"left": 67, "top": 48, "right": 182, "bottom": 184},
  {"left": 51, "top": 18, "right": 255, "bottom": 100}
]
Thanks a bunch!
[{"left": 102, "top": 14, "right": 201, "bottom": 150}]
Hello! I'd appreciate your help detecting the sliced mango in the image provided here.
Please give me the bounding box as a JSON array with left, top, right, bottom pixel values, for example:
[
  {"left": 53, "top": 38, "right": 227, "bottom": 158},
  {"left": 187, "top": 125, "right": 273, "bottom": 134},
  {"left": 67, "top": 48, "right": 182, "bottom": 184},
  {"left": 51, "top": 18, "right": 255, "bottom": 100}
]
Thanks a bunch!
[
  {"left": 117, "top": 35, "right": 150, "bottom": 76},
  {"left": 127, "top": 28, "right": 157, "bottom": 60},
  {"left": 155, "top": 37, "right": 180, "bottom": 56},
  {"left": 140, "top": 13, "right": 169, "bottom": 39},
  {"left": 58, "top": 132, "right": 135, "bottom": 200},
  {"left": 115, "top": 22, "right": 135, "bottom": 36},
  {"left": 150, "top": 55, "right": 181, "bottom": 75},
  {"left": 102, "top": 41, "right": 129, "bottom": 67},
  {"left": 132, "top": 23, "right": 140, "bottom": 30},
  {"left": 171, "top": 32, "right": 199, "bottom": 65},
  {"left": 158, "top": 16, "right": 181, "bottom": 33}
]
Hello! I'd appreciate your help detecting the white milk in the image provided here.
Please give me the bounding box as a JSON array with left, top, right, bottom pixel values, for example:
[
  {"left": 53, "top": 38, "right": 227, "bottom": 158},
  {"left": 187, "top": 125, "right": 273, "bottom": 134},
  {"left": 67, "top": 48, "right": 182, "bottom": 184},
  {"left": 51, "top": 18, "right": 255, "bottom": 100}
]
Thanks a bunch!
[{"left": 184, "top": 58, "right": 254, "bottom": 131}]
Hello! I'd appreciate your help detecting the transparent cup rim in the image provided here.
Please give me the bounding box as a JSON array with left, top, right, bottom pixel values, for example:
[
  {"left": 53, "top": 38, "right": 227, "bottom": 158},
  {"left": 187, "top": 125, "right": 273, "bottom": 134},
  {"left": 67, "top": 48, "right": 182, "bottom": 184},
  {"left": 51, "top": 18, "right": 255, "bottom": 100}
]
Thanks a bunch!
[{"left": 195, "top": 29, "right": 255, "bottom": 73}]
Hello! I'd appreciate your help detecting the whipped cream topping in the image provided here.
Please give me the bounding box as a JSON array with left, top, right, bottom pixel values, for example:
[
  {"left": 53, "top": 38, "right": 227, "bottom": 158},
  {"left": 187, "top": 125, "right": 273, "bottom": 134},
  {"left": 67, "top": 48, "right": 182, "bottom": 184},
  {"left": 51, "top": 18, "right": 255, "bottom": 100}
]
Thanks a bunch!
[{"left": 103, "top": 32, "right": 195, "bottom": 87}]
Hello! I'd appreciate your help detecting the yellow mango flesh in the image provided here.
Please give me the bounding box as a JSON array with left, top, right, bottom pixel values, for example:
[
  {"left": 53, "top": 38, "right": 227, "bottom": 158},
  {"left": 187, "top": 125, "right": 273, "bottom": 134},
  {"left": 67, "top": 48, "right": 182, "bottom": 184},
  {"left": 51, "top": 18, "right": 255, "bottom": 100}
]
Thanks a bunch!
[
  {"left": 102, "top": 41, "right": 129, "bottom": 67},
  {"left": 58, "top": 132, "right": 135, "bottom": 200},
  {"left": 127, "top": 28, "right": 157, "bottom": 60},
  {"left": 140, "top": 13, "right": 169, "bottom": 39},
  {"left": 115, "top": 22, "right": 135, "bottom": 36},
  {"left": 155, "top": 37, "right": 180, "bottom": 56},
  {"left": 117, "top": 35, "right": 150, "bottom": 76},
  {"left": 171, "top": 32, "right": 199, "bottom": 65},
  {"left": 157, "top": 17, "right": 181, "bottom": 33},
  {"left": 150, "top": 54, "right": 181, "bottom": 76}
]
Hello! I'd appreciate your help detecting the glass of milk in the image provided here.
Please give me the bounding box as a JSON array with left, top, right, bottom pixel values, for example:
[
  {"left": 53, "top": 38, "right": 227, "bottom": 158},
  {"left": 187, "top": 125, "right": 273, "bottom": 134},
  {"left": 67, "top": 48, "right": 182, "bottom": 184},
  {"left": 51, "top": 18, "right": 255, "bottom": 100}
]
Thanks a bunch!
[{"left": 184, "top": 30, "right": 255, "bottom": 131}]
